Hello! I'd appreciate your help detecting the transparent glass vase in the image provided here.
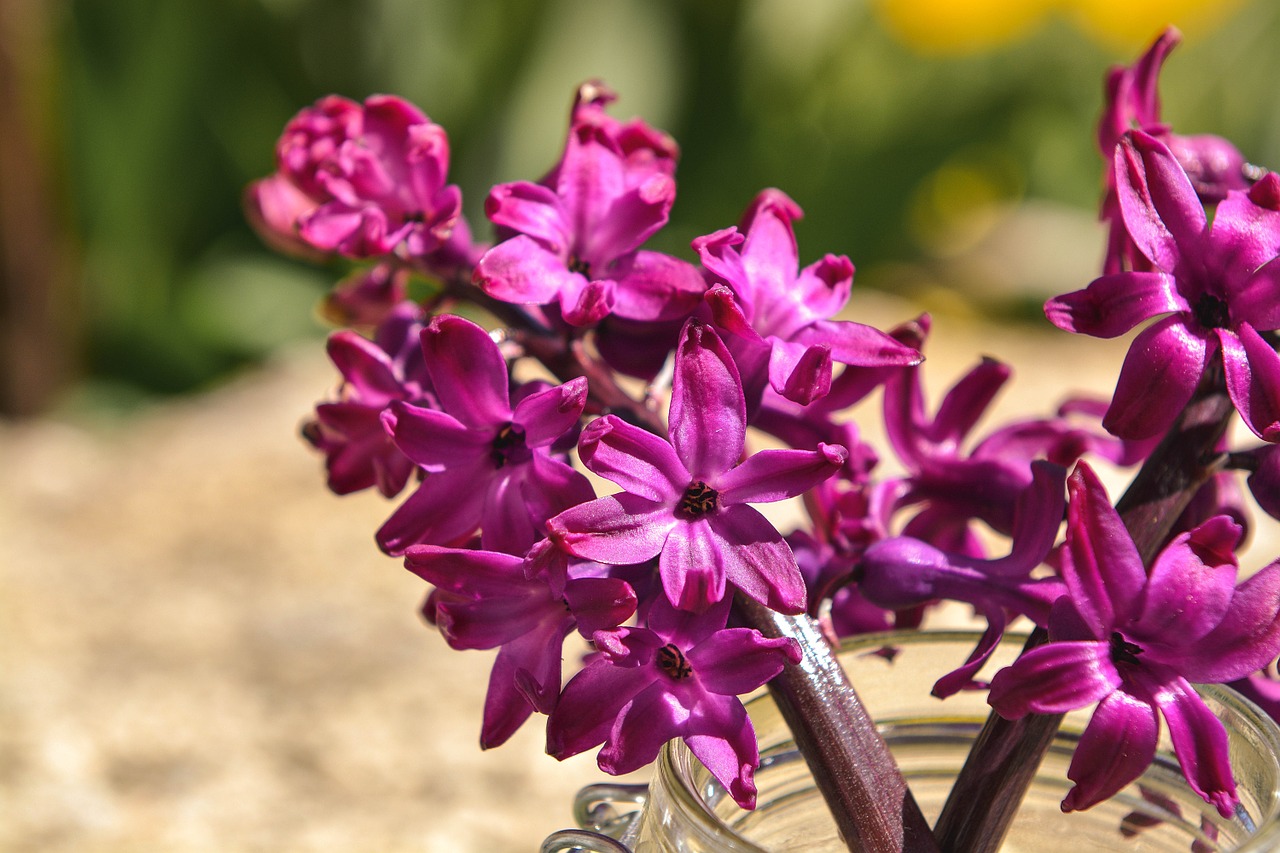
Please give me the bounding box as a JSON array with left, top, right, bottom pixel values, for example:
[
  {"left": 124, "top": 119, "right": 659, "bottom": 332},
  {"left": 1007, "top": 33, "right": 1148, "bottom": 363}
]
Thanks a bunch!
[{"left": 541, "top": 631, "right": 1280, "bottom": 852}]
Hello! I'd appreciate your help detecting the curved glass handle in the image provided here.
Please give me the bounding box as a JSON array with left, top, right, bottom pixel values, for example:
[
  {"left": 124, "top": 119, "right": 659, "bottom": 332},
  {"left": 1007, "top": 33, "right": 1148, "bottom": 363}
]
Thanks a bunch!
[
  {"left": 541, "top": 782, "right": 649, "bottom": 852},
  {"left": 539, "top": 828, "right": 632, "bottom": 853}
]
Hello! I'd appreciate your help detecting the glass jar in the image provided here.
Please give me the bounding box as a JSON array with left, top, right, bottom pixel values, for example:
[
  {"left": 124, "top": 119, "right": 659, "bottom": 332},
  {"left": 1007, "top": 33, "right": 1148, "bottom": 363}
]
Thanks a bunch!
[{"left": 541, "top": 631, "right": 1280, "bottom": 852}]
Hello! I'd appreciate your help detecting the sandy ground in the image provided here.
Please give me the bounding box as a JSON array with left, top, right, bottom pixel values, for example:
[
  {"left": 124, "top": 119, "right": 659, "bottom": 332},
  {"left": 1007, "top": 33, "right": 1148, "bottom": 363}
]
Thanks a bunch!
[{"left": 3, "top": 294, "right": 1274, "bottom": 852}]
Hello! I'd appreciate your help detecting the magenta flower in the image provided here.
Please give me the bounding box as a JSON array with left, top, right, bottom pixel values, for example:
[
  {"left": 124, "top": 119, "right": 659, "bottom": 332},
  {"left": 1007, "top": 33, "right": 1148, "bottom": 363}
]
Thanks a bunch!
[
  {"left": 248, "top": 94, "right": 462, "bottom": 261},
  {"left": 1047, "top": 131, "right": 1280, "bottom": 440},
  {"left": 882, "top": 316, "right": 1140, "bottom": 552},
  {"left": 1097, "top": 28, "right": 1248, "bottom": 273},
  {"left": 407, "top": 543, "right": 636, "bottom": 748},
  {"left": 378, "top": 314, "right": 593, "bottom": 555},
  {"left": 548, "top": 321, "right": 846, "bottom": 613},
  {"left": 697, "top": 189, "right": 920, "bottom": 407},
  {"left": 546, "top": 596, "right": 801, "bottom": 809},
  {"left": 474, "top": 82, "right": 704, "bottom": 326},
  {"left": 303, "top": 303, "right": 434, "bottom": 497},
  {"left": 988, "top": 463, "right": 1280, "bottom": 817},
  {"left": 858, "top": 461, "right": 1068, "bottom": 697}
]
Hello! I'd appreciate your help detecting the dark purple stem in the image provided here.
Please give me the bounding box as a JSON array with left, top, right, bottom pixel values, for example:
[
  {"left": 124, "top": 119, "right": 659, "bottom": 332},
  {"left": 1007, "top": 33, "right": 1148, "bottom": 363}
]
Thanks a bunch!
[
  {"left": 735, "top": 597, "right": 941, "bottom": 852},
  {"left": 933, "top": 358, "right": 1233, "bottom": 853}
]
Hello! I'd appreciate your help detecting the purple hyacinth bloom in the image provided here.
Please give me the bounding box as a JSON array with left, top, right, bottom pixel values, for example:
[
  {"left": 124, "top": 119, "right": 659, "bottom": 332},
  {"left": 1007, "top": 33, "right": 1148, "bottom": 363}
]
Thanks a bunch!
[
  {"left": 883, "top": 315, "right": 1140, "bottom": 552},
  {"left": 696, "top": 189, "right": 920, "bottom": 407},
  {"left": 988, "top": 463, "right": 1280, "bottom": 817},
  {"left": 546, "top": 596, "right": 801, "bottom": 809},
  {"left": 548, "top": 321, "right": 847, "bottom": 613},
  {"left": 1097, "top": 27, "right": 1248, "bottom": 274},
  {"left": 474, "top": 82, "right": 704, "bottom": 326},
  {"left": 407, "top": 543, "right": 636, "bottom": 748},
  {"left": 378, "top": 314, "right": 593, "bottom": 555},
  {"left": 859, "top": 461, "right": 1068, "bottom": 697},
  {"left": 303, "top": 302, "right": 434, "bottom": 497},
  {"left": 249, "top": 94, "right": 463, "bottom": 261},
  {"left": 1047, "top": 132, "right": 1280, "bottom": 441}
]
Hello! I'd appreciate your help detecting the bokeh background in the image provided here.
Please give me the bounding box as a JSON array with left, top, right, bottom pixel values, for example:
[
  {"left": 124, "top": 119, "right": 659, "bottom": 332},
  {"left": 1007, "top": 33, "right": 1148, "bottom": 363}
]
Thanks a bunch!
[{"left": 3, "top": 0, "right": 1280, "bottom": 850}]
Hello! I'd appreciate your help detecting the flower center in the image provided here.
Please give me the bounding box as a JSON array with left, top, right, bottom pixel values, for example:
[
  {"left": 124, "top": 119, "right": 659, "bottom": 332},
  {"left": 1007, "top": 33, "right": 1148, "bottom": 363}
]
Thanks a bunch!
[
  {"left": 490, "top": 422, "right": 527, "bottom": 468},
  {"left": 1109, "top": 631, "right": 1144, "bottom": 666},
  {"left": 656, "top": 643, "right": 693, "bottom": 680},
  {"left": 567, "top": 254, "right": 592, "bottom": 277},
  {"left": 1193, "top": 293, "right": 1231, "bottom": 330},
  {"left": 677, "top": 481, "right": 719, "bottom": 519}
]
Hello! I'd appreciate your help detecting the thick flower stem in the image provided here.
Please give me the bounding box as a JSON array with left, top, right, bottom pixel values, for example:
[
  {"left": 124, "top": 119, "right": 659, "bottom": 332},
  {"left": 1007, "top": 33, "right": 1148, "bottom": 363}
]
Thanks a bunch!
[
  {"left": 933, "top": 360, "right": 1234, "bottom": 853},
  {"left": 735, "top": 597, "right": 941, "bottom": 853}
]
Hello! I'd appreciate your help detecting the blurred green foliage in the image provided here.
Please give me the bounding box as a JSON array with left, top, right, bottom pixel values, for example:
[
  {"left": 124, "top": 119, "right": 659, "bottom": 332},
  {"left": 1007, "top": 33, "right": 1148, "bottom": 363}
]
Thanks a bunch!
[{"left": 36, "top": 0, "right": 1280, "bottom": 403}]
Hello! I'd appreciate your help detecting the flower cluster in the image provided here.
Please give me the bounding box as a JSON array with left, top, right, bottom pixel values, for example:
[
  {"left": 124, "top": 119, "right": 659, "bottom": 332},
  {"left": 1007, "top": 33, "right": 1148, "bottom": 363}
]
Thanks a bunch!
[{"left": 253, "top": 29, "right": 1280, "bottom": 831}]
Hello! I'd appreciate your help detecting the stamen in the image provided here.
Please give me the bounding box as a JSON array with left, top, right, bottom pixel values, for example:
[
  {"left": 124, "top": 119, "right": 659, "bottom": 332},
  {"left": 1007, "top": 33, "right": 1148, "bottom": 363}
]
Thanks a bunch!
[
  {"left": 491, "top": 423, "right": 527, "bottom": 468},
  {"left": 656, "top": 643, "right": 693, "bottom": 680},
  {"left": 1109, "top": 632, "right": 1143, "bottom": 666},
  {"left": 677, "top": 481, "right": 719, "bottom": 519},
  {"left": 1193, "top": 293, "right": 1231, "bottom": 330},
  {"left": 567, "top": 254, "right": 591, "bottom": 277}
]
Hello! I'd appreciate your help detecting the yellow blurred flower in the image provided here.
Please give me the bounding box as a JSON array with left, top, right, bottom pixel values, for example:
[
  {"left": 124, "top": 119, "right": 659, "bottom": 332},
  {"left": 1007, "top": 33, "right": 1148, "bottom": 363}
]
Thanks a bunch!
[{"left": 874, "top": 0, "right": 1244, "bottom": 53}]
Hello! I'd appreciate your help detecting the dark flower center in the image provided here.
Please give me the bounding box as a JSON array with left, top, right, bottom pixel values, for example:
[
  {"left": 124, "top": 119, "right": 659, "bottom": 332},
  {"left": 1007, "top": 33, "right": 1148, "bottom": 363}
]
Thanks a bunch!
[
  {"left": 656, "top": 643, "right": 693, "bottom": 680},
  {"left": 1109, "top": 631, "right": 1144, "bottom": 666},
  {"left": 567, "top": 254, "right": 592, "bottom": 277},
  {"left": 1193, "top": 293, "right": 1231, "bottom": 330},
  {"left": 491, "top": 422, "right": 527, "bottom": 468},
  {"left": 677, "top": 481, "right": 719, "bottom": 519}
]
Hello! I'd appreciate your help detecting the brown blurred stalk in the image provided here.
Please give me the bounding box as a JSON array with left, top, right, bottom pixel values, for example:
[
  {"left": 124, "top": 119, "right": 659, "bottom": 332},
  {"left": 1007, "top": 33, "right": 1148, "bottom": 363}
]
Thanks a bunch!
[{"left": 0, "top": 0, "right": 77, "bottom": 416}]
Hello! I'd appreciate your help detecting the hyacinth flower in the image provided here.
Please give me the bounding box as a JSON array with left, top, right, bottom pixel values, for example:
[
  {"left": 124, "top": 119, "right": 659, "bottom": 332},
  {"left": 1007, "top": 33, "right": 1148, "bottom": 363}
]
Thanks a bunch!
[
  {"left": 696, "top": 189, "right": 920, "bottom": 408},
  {"left": 406, "top": 543, "right": 636, "bottom": 748},
  {"left": 378, "top": 314, "right": 593, "bottom": 555},
  {"left": 303, "top": 302, "right": 434, "bottom": 498},
  {"left": 858, "top": 461, "right": 1068, "bottom": 697},
  {"left": 1047, "top": 131, "right": 1280, "bottom": 440},
  {"left": 247, "top": 94, "right": 462, "bottom": 261},
  {"left": 548, "top": 320, "right": 847, "bottom": 613},
  {"left": 882, "top": 315, "right": 1140, "bottom": 554},
  {"left": 474, "top": 82, "right": 704, "bottom": 326},
  {"left": 546, "top": 596, "right": 801, "bottom": 809},
  {"left": 988, "top": 463, "right": 1280, "bottom": 817},
  {"left": 1097, "top": 27, "right": 1249, "bottom": 274}
]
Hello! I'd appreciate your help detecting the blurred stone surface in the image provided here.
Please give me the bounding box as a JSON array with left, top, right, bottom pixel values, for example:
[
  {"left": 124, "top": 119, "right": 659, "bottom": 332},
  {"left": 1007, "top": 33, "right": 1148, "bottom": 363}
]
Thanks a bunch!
[{"left": 2, "top": 298, "right": 1274, "bottom": 852}]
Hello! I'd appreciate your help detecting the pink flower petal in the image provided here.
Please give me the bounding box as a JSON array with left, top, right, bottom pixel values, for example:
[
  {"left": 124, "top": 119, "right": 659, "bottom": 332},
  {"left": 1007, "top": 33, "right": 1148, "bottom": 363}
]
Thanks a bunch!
[
  {"left": 511, "top": 377, "right": 588, "bottom": 448},
  {"left": 1061, "top": 688, "right": 1159, "bottom": 813},
  {"left": 1147, "top": 673, "right": 1238, "bottom": 818},
  {"left": 599, "top": 682, "right": 691, "bottom": 775},
  {"left": 709, "top": 504, "right": 807, "bottom": 615},
  {"left": 474, "top": 235, "right": 577, "bottom": 305},
  {"left": 683, "top": 697, "right": 760, "bottom": 810},
  {"left": 688, "top": 628, "right": 800, "bottom": 696},
  {"left": 669, "top": 321, "right": 746, "bottom": 479},
  {"left": 1115, "top": 131, "right": 1207, "bottom": 274},
  {"left": 660, "top": 519, "right": 729, "bottom": 612},
  {"left": 549, "top": 492, "right": 676, "bottom": 565},
  {"left": 1045, "top": 272, "right": 1184, "bottom": 338},
  {"left": 716, "top": 444, "right": 847, "bottom": 504},
  {"left": 577, "top": 415, "right": 687, "bottom": 502},
  {"left": 421, "top": 314, "right": 511, "bottom": 429},
  {"left": 1221, "top": 323, "right": 1280, "bottom": 441},
  {"left": 1061, "top": 464, "right": 1147, "bottom": 634},
  {"left": 484, "top": 181, "right": 571, "bottom": 253},
  {"left": 987, "top": 640, "right": 1120, "bottom": 718},
  {"left": 1103, "top": 315, "right": 1208, "bottom": 440}
]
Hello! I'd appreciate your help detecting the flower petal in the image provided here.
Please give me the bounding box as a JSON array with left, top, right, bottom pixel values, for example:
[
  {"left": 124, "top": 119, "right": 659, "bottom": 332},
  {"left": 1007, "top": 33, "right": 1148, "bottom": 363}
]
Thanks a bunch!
[
  {"left": 383, "top": 400, "right": 487, "bottom": 470},
  {"left": 987, "top": 640, "right": 1120, "bottom": 718},
  {"left": 512, "top": 377, "right": 588, "bottom": 448},
  {"left": 1172, "top": 562, "right": 1280, "bottom": 683},
  {"left": 484, "top": 180, "right": 570, "bottom": 253},
  {"left": 716, "top": 444, "right": 846, "bottom": 504},
  {"left": 669, "top": 321, "right": 746, "bottom": 479},
  {"left": 1103, "top": 315, "right": 1208, "bottom": 440},
  {"left": 1115, "top": 131, "right": 1207, "bottom": 274},
  {"left": 1147, "top": 673, "right": 1238, "bottom": 818},
  {"left": 1061, "top": 688, "right": 1159, "bottom": 814},
  {"left": 709, "top": 504, "right": 807, "bottom": 614},
  {"left": 1131, "top": 517, "right": 1240, "bottom": 650},
  {"left": 474, "top": 235, "right": 578, "bottom": 305},
  {"left": 577, "top": 415, "right": 687, "bottom": 502},
  {"left": 376, "top": 459, "right": 491, "bottom": 554},
  {"left": 688, "top": 628, "right": 800, "bottom": 696},
  {"left": 1221, "top": 323, "right": 1280, "bottom": 442},
  {"left": 1061, "top": 464, "right": 1146, "bottom": 634},
  {"left": 1044, "top": 272, "right": 1184, "bottom": 338},
  {"left": 421, "top": 314, "right": 511, "bottom": 429},
  {"left": 599, "top": 681, "right": 690, "bottom": 775},
  {"left": 548, "top": 492, "right": 676, "bottom": 565},
  {"left": 608, "top": 250, "right": 706, "bottom": 323},
  {"left": 684, "top": 696, "right": 760, "bottom": 810},
  {"left": 660, "top": 519, "right": 729, "bottom": 612}
]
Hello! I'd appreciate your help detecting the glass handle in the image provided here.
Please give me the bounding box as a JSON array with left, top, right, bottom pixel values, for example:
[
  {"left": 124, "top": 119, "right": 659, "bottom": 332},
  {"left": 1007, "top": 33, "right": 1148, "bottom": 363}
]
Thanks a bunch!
[
  {"left": 541, "top": 782, "right": 649, "bottom": 852},
  {"left": 539, "top": 828, "right": 633, "bottom": 853}
]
